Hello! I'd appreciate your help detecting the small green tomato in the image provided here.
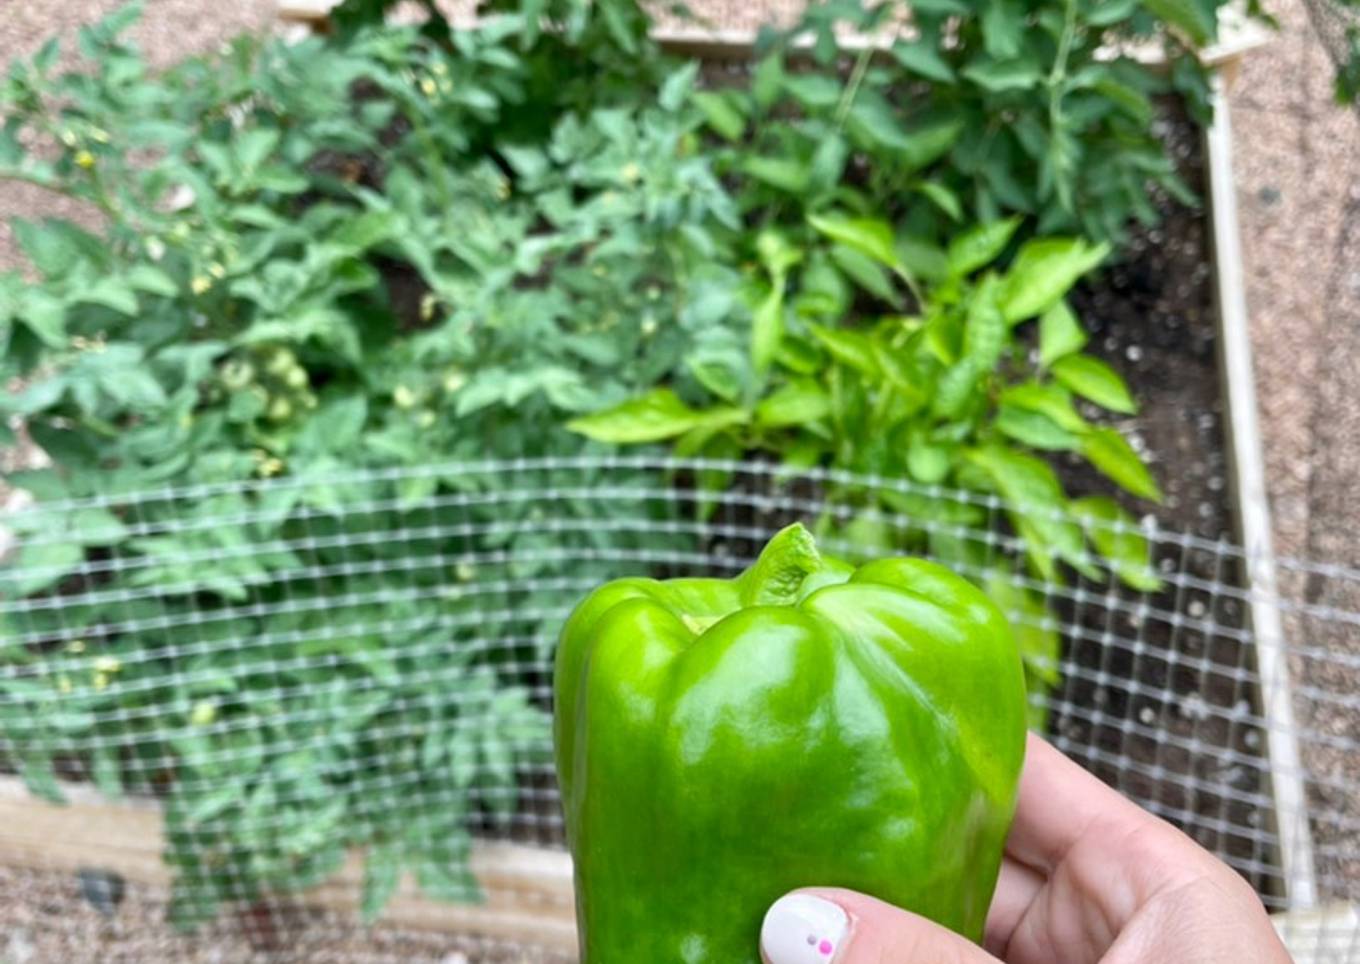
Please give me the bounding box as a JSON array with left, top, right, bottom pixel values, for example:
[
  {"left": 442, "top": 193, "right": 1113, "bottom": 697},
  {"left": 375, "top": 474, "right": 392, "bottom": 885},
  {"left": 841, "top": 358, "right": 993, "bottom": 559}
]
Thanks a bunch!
[
  {"left": 266, "top": 347, "right": 296, "bottom": 375},
  {"left": 220, "top": 359, "right": 255, "bottom": 390}
]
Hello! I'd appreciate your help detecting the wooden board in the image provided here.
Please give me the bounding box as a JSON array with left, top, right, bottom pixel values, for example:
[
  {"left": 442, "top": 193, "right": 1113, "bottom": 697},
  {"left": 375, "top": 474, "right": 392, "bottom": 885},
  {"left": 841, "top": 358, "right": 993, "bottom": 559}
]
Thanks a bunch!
[
  {"left": 0, "top": 776, "right": 578, "bottom": 951},
  {"left": 1203, "top": 78, "right": 1318, "bottom": 910},
  {"left": 274, "top": 0, "right": 1270, "bottom": 76}
]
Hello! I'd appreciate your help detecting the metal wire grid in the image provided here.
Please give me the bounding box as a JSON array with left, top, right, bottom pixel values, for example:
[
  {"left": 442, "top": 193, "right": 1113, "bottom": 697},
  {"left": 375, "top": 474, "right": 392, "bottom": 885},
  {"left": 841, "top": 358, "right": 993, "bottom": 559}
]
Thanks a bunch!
[{"left": 0, "top": 455, "right": 1357, "bottom": 962}]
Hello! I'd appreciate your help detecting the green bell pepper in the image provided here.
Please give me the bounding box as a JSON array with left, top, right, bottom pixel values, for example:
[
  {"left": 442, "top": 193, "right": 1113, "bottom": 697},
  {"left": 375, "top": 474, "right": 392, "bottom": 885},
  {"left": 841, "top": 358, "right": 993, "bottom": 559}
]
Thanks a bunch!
[{"left": 554, "top": 523, "right": 1027, "bottom": 962}]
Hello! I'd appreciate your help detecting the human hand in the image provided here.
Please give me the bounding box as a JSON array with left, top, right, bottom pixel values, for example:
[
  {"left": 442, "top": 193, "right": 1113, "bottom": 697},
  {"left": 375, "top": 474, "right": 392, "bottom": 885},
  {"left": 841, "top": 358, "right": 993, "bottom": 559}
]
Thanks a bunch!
[{"left": 760, "top": 733, "right": 1293, "bottom": 963}]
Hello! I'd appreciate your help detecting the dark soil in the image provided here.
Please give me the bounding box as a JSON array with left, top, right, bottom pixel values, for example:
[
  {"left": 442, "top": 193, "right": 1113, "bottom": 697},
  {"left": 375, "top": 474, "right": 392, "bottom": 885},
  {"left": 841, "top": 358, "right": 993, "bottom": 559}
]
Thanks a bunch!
[{"left": 1064, "top": 100, "right": 1229, "bottom": 542}]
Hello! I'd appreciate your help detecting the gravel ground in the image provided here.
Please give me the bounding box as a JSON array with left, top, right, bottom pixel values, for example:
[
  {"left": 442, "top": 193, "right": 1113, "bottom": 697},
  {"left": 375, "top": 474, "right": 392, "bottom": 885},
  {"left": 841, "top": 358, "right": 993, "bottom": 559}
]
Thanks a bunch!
[
  {"left": 0, "top": 865, "right": 568, "bottom": 964},
  {"left": 0, "top": 1, "right": 276, "bottom": 275},
  {"left": 1227, "top": 0, "right": 1360, "bottom": 906}
]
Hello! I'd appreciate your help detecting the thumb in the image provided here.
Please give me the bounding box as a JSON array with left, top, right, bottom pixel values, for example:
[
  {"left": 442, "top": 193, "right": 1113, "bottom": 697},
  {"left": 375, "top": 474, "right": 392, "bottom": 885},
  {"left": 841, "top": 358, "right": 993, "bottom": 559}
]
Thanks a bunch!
[{"left": 760, "top": 889, "right": 1003, "bottom": 964}]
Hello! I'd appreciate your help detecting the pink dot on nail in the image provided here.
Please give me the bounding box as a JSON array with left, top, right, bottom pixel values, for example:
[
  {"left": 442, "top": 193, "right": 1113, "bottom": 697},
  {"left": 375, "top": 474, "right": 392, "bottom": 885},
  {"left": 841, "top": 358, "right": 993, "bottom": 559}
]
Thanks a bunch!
[{"left": 819, "top": 939, "right": 834, "bottom": 955}]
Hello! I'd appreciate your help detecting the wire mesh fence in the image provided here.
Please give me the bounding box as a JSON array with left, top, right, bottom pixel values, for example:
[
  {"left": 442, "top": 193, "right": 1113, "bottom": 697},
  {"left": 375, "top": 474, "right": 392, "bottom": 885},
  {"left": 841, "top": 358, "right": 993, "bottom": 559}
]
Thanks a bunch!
[{"left": 0, "top": 455, "right": 1358, "bottom": 961}]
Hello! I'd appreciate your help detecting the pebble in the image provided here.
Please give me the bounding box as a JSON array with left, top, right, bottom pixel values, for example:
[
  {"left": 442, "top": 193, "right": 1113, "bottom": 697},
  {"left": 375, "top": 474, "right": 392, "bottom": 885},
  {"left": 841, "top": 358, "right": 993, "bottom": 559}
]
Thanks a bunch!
[
  {"left": 5, "top": 930, "right": 34, "bottom": 964},
  {"left": 1180, "top": 693, "right": 1209, "bottom": 721}
]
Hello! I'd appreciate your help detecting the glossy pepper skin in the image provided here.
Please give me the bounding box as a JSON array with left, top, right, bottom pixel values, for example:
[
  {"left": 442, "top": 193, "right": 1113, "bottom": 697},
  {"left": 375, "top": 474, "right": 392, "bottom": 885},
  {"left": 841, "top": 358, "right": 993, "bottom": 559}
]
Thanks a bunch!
[{"left": 554, "top": 523, "right": 1027, "bottom": 963}]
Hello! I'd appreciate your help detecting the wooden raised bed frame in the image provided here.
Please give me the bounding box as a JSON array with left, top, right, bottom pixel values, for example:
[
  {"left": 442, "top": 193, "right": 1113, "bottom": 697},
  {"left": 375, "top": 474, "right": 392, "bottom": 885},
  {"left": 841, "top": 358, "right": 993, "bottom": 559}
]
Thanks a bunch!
[{"left": 0, "top": 775, "right": 578, "bottom": 951}]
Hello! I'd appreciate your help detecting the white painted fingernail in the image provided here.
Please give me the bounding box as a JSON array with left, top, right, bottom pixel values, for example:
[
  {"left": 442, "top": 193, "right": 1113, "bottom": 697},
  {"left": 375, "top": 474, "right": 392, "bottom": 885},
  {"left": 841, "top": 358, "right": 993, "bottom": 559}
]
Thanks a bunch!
[{"left": 761, "top": 894, "right": 849, "bottom": 963}]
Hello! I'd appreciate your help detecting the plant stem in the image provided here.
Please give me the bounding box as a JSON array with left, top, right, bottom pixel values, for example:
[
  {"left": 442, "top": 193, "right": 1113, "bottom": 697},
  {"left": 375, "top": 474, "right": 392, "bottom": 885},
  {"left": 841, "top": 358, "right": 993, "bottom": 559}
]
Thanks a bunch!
[
  {"left": 1045, "top": 0, "right": 1078, "bottom": 212},
  {"left": 834, "top": 46, "right": 874, "bottom": 130},
  {"left": 893, "top": 264, "right": 924, "bottom": 311}
]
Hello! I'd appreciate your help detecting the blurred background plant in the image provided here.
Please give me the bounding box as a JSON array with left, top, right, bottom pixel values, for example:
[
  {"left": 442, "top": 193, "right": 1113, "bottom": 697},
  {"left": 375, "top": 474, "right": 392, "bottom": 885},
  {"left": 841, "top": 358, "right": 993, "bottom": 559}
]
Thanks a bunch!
[{"left": 0, "top": 0, "right": 1248, "bottom": 929}]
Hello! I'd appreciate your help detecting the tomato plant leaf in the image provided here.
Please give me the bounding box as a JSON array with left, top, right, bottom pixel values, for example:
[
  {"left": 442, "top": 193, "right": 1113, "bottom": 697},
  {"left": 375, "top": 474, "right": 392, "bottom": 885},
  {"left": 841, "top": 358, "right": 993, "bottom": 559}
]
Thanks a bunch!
[{"left": 361, "top": 844, "right": 403, "bottom": 924}]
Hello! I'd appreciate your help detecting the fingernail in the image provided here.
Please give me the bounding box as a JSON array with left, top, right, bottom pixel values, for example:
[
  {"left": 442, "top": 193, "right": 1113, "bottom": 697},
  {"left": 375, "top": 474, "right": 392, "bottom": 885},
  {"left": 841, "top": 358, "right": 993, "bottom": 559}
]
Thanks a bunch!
[{"left": 761, "top": 893, "right": 849, "bottom": 964}]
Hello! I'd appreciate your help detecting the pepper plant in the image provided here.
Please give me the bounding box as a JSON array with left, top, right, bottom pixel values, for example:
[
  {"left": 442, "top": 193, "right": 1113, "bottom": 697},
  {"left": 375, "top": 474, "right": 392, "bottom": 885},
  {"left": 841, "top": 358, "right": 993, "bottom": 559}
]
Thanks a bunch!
[{"left": 572, "top": 213, "right": 1164, "bottom": 713}]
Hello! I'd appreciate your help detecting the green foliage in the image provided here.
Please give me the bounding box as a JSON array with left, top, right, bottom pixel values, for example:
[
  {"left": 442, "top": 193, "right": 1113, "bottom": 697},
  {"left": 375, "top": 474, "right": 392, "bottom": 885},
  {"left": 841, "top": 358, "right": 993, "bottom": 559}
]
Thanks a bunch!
[
  {"left": 1338, "top": 22, "right": 1360, "bottom": 104},
  {"left": 574, "top": 221, "right": 1164, "bottom": 706},
  {"left": 0, "top": 3, "right": 707, "bottom": 926},
  {"left": 2, "top": 0, "right": 1214, "bottom": 925},
  {"left": 721, "top": 0, "right": 1240, "bottom": 247}
]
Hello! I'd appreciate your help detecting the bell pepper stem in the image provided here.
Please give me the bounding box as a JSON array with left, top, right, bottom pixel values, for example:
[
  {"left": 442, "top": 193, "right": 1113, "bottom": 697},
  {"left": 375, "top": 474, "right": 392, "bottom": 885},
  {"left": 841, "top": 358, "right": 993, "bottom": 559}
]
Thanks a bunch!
[{"left": 737, "top": 523, "right": 823, "bottom": 607}]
